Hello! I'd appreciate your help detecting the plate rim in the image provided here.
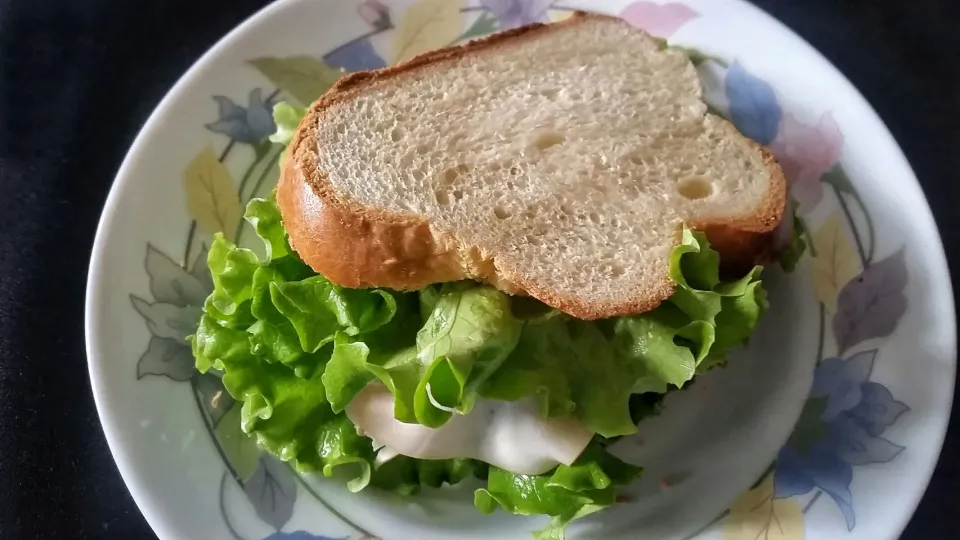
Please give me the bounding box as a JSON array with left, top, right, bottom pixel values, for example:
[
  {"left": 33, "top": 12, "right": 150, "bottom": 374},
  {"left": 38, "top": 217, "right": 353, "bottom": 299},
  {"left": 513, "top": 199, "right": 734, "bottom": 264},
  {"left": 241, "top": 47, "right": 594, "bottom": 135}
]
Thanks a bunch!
[
  {"left": 729, "top": 2, "right": 956, "bottom": 538},
  {"left": 83, "top": 1, "right": 957, "bottom": 539},
  {"left": 83, "top": 1, "right": 301, "bottom": 538}
]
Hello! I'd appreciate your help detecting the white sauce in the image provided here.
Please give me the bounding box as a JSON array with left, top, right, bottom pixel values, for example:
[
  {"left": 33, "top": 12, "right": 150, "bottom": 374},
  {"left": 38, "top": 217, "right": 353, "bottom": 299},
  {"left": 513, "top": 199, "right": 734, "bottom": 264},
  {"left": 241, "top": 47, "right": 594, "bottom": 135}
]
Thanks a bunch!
[{"left": 346, "top": 384, "right": 593, "bottom": 475}]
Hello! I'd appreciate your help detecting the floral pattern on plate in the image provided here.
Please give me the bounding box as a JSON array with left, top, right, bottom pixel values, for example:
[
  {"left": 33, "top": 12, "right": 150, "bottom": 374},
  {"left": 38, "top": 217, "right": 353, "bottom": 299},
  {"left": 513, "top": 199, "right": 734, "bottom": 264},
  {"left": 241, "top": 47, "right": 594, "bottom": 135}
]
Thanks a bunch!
[
  {"left": 696, "top": 35, "right": 909, "bottom": 540},
  {"left": 129, "top": 1, "right": 909, "bottom": 538}
]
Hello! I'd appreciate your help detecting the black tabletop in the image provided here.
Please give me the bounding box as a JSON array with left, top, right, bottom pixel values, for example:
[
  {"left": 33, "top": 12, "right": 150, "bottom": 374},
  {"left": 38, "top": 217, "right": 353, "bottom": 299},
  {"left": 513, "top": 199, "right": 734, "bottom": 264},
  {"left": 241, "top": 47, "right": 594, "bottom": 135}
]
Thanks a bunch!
[{"left": 0, "top": 0, "right": 957, "bottom": 538}]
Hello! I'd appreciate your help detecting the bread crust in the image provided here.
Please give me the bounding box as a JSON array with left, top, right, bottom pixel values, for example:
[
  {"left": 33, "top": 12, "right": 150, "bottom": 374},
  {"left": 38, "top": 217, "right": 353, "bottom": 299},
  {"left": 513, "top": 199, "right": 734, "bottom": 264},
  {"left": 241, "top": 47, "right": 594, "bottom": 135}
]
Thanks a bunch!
[{"left": 277, "top": 12, "right": 787, "bottom": 320}]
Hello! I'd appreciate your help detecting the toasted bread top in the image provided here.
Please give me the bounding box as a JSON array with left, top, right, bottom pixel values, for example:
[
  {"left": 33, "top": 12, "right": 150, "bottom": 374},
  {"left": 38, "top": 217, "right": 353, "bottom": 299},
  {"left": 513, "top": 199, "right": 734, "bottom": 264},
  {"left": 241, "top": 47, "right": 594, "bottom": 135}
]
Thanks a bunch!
[{"left": 277, "top": 12, "right": 786, "bottom": 320}]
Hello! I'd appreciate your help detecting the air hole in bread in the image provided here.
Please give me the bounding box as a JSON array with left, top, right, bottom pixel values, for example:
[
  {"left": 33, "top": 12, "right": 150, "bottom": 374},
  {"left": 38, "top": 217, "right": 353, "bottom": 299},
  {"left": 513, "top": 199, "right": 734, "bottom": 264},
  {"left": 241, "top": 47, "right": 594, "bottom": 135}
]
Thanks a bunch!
[
  {"left": 525, "top": 235, "right": 542, "bottom": 246},
  {"left": 391, "top": 127, "right": 405, "bottom": 142},
  {"left": 435, "top": 189, "right": 450, "bottom": 206},
  {"left": 588, "top": 212, "right": 601, "bottom": 224},
  {"left": 440, "top": 164, "right": 469, "bottom": 186},
  {"left": 509, "top": 166, "right": 522, "bottom": 176},
  {"left": 494, "top": 207, "right": 511, "bottom": 219},
  {"left": 560, "top": 204, "right": 573, "bottom": 215},
  {"left": 453, "top": 189, "right": 464, "bottom": 201},
  {"left": 533, "top": 131, "right": 566, "bottom": 151},
  {"left": 539, "top": 89, "right": 559, "bottom": 100},
  {"left": 678, "top": 177, "right": 713, "bottom": 200},
  {"left": 610, "top": 265, "right": 625, "bottom": 278},
  {"left": 627, "top": 153, "right": 650, "bottom": 167}
]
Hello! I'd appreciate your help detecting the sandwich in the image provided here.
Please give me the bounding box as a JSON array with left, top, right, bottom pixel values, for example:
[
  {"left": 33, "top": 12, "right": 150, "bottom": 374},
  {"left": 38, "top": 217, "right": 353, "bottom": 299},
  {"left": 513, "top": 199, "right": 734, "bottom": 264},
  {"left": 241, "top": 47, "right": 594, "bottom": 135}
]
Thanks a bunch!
[{"left": 191, "top": 12, "right": 797, "bottom": 538}]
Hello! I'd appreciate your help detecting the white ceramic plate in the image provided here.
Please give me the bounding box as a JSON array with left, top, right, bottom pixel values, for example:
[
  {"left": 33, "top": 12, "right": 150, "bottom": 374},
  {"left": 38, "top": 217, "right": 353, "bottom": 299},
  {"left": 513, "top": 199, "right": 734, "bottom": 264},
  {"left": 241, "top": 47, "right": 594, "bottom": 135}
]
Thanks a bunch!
[{"left": 85, "top": 1, "right": 956, "bottom": 539}]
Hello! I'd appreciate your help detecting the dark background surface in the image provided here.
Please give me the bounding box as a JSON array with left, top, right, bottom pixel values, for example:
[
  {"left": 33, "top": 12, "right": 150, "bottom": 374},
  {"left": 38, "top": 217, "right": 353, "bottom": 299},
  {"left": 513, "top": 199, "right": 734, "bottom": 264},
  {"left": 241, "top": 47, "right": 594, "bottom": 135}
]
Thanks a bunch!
[{"left": 0, "top": 0, "right": 956, "bottom": 538}]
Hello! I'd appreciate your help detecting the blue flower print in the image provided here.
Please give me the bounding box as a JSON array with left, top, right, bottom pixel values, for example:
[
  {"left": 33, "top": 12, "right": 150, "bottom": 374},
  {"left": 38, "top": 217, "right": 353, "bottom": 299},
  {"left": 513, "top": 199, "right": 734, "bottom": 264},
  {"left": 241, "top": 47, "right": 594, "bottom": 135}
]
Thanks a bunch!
[
  {"left": 325, "top": 40, "right": 387, "bottom": 72},
  {"left": 725, "top": 62, "right": 782, "bottom": 144},
  {"left": 773, "top": 350, "right": 908, "bottom": 530},
  {"left": 480, "top": 0, "right": 554, "bottom": 29},
  {"left": 205, "top": 88, "right": 277, "bottom": 144}
]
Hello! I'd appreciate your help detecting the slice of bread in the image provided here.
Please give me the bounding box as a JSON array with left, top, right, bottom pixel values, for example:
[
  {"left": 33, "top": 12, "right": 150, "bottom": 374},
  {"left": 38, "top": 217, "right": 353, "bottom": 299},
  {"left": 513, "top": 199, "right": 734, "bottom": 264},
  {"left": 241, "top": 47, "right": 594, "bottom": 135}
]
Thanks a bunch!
[{"left": 277, "top": 12, "right": 786, "bottom": 320}]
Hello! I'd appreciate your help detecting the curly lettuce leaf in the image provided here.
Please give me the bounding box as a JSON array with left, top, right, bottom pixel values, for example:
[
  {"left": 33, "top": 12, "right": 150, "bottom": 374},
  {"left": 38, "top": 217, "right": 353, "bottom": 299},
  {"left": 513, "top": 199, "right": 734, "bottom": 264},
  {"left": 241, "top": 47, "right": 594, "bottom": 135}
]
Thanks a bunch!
[
  {"left": 191, "top": 197, "right": 484, "bottom": 495},
  {"left": 269, "top": 275, "right": 398, "bottom": 353},
  {"left": 244, "top": 194, "right": 289, "bottom": 261},
  {"left": 475, "top": 443, "right": 642, "bottom": 540},
  {"left": 412, "top": 285, "right": 522, "bottom": 425},
  {"left": 371, "top": 456, "right": 485, "bottom": 496},
  {"left": 480, "top": 226, "right": 765, "bottom": 438},
  {"left": 270, "top": 102, "right": 306, "bottom": 146},
  {"left": 323, "top": 284, "right": 522, "bottom": 427},
  {"left": 779, "top": 204, "right": 808, "bottom": 272},
  {"left": 207, "top": 234, "right": 260, "bottom": 316}
]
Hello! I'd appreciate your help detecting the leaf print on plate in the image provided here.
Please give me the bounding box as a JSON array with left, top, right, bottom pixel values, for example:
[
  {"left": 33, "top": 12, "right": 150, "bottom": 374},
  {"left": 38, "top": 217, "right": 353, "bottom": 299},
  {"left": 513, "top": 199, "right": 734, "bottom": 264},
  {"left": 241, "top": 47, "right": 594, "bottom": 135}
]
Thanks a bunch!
[
  {"left": 480, "top": 0, "right": 554, "bottom": 29},
  {"left": 144, "top": 244, "right": 210, "bottom": 307},
  {"left": 822, "top": 165, "right": 877, "bottom": 264},
  {"left": 460, "top": 10, "right": 500, "bottom": 41},
  {"left": 135, "top": 244, "right": 212, "bottom": 381},
  {"left": 722, "top": 473, "right": 803, "bottom": 540},
  {"left": 206, "top": 89, "right": 278, "bottom": 145},
  {"left": 770, "top": 113, "right": 843, "bottom": 213},
  {"left": 833, "top": 249, "right": 908, "bottom": 353},
  {"left": 194, "top": 371, "right": 235, "bottom": 426},
  {"left": 811, "top": 213, "right": 860, "bottom": 311},
  {"left": 130, "top": 295, "right": 202, "bottom": 342},
  {"left": 216, "top": 405, "right": 263, "bottom": 482},
  {"left": 725, "top": 62, "right": 782, "bottom": 145},
  {"left": 136, "top": 336, "right": 196, "bottom": 381},
  {"left": 249, "top": 56, "right": 343, "bottom": 107},
  {"left": 620, "top": 2, "right": 699, "bottom": 38},
  {"left": 393, "top": 0, "right": 465, "bottom": 63},
  {"left": 358, "top": 0, "right": 392, "bottom": 32},
  {"left": 774, "top": 350, "right": 908, "bottom": 530},
  {"left": 183, "top": 146, "right": 242, "bottom": 241},
  {"left": 547, "top": 9, "right": 573, "bottom": 23},
  {"left": 245, "top": 455, "right": 298, "bottom": 531},
  {"left": 324, "top": 39, "right": 387, "bottom": 72},
  {"left": 190, "top": 244, "right": 215, "bottom": 290}
]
